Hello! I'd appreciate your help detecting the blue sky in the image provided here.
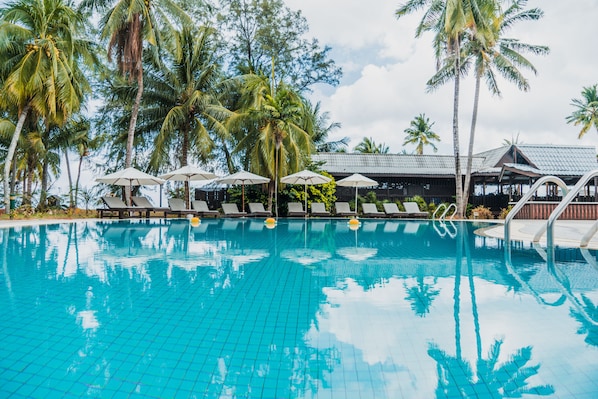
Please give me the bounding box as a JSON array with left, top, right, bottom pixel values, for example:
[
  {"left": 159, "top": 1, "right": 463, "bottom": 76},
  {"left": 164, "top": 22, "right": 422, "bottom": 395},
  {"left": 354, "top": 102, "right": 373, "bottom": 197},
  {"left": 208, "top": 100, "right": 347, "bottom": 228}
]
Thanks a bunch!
[{"left": 286, "top": 0, "right": 598, "bottom": 155}]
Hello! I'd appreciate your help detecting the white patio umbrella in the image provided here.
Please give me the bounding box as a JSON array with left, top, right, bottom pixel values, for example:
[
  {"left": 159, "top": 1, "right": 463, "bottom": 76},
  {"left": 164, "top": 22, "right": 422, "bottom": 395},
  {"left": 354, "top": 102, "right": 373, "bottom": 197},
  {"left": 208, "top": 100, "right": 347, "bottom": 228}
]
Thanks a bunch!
[
  {"left": 336, "top": 173, "right": 378, "bottom": 215},
  {"left": 281, "top": 170, "right": 331, "bottom": 212},
  {"left": 96, "top": 167, "right": 165, "bottom": 205},
  {"left": 159, "top": 165, "right": 218, "bottom": 208},
  {"left": 216, "top": 170, "right": 270, "bottom": 212}
]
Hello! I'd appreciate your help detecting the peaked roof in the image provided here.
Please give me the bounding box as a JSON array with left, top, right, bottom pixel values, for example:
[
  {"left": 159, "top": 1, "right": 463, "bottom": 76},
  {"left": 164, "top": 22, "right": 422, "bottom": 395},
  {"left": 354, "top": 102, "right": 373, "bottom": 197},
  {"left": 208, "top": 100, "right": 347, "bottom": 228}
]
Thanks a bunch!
[
  {"left": 312, "top": 144, "right": 597, "bottom": 181},
  {"left": 311, "top": 153, "right": 485, "bottom": 177}
]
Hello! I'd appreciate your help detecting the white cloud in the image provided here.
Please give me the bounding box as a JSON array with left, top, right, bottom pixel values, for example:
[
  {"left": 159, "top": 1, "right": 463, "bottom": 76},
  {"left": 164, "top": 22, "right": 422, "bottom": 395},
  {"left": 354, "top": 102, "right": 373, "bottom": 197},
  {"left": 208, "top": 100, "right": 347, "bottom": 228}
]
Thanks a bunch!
[{"left": 286, "top": 0, "right": 598, "bottom": 154}]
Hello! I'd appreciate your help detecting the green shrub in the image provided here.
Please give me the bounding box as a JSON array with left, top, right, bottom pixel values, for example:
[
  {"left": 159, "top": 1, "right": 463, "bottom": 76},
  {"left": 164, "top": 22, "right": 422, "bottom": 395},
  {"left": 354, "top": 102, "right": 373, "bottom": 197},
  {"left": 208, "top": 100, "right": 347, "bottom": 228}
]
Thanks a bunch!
[
  {"left": 499, "top": 205, "right": 513, "bottom": 219},
  {"left": 469, "top": 205, "right": 493, "bottom": 219}
]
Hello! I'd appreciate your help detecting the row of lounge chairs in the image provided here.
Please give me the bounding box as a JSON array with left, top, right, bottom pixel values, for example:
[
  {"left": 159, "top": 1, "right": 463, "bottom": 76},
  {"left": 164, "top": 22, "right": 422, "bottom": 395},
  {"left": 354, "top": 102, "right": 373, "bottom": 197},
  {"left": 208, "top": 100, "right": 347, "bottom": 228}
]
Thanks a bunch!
[{"left": 98, "top": 196, "right": 428, "bottom": 219}]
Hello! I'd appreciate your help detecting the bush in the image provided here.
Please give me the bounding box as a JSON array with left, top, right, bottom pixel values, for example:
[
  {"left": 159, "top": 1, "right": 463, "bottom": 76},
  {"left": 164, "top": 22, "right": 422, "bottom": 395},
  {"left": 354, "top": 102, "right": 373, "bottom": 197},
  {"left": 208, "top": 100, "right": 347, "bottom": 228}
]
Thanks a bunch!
[
  {"left": 469, "top": 205, "right": 493, "bottom": 219},
  {"left": 498, "top": 205, "right": 513, "bottom": 219}
]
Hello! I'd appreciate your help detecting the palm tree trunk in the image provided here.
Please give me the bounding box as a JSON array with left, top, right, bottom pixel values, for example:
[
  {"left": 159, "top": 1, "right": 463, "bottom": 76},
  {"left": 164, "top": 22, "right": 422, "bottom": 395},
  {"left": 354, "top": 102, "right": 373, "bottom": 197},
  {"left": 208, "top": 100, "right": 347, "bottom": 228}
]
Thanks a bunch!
[
  {"left": 124, "top": 71, "right": 144, "bottom": 205},
  {"left": 75, "top": 154, "right": 84, "bottom": 209},
  {"left": 452, "top": 43, "right": 464, "bottom": 218},
  {"left": 64, "top": 149, "right": 74, "bottom": 208},
  {"left": 462, "top": 73, "right": 482, "bottom": 216},
  {"left": 3, "top": 105, "right": 30, "bottom": 212}
]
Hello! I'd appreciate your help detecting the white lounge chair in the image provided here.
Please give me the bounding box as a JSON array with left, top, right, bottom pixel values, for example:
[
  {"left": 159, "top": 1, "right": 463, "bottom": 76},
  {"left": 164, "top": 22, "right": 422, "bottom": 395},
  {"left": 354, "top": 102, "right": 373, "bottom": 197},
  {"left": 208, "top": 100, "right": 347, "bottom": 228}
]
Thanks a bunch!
[
  {"left": 403, "top": 202, "right": 428, "bottom": 218},
  {"left": 221, "top": 203, "right": 247, "bottom": 218},
  {"left": 310, "top": 202, "right": 330, "bottom": 217},
  {"left": 192, "top": 200, "right": 219, "bottom": 217},
  {"left": 361, "top": 203, "right": 384, "bottom": 217},
  {"left": 334, "top": 202, "right": 354, "bottom": 217},
  {"left": 99, "top": 196, "right": 150, "bottom": 219},
  {"left": 383, "top": 203, "right": 409, "bottom": 218},
  {"left": 287, "top": 202, "right": 307, "bottom": 217},
  {"left": 248, "top": 202, "right": 272, "bottom": 217},
  {"left": 167, "top": 198, "right": 199, "bottom": 218},
  {"left": 132, "top": 196, "right": 169, "bottom": 217}
]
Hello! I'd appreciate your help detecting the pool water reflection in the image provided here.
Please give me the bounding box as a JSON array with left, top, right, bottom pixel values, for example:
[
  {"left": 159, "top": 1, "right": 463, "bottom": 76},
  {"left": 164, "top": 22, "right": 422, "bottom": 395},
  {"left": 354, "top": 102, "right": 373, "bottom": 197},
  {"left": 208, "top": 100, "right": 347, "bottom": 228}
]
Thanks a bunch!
[{"left": 1, "top": 218, "right": 598, "bottom": 398}]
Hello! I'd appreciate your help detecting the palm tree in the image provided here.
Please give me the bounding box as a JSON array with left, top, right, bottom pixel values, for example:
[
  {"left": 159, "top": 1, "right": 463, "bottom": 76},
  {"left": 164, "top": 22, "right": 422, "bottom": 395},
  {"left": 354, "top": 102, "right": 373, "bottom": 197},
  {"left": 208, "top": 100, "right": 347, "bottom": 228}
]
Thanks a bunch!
[
  {"left": 454, "top": 0, "right": 548, "bottom": 216},
  {"left": 397, "top": 0, "right": 496, "bottom": 218},
  {"left": 140, "top": 25, "right": 227, "bottom": 207},
  {"left": 353, "top": 136, "right": 389, "bottom": 154},
  {"left": 228, "top": 73, "right": 315, "bottom": 212},
  {"left": 0, "top": 0, "right": 88, "bottom": 211},
  {"left": 403, "top": 113, "right": 440, "bottom": 154},
  {"left": 83, "top": 0, "right": 191, "bottom": 203},
  {"left": 305, "top": 100, "right": 348, "bottom": 153},
  {"left": 566, "top": 84, "right": 598, "bottom": 138}
]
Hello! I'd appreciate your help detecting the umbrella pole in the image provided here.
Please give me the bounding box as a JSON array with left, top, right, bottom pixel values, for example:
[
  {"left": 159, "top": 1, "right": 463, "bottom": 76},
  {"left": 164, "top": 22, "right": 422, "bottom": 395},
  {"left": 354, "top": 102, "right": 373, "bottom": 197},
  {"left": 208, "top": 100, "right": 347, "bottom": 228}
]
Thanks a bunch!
[
  {"left": 242, "top": 184, "right": 245, "bottom": 213},
  {"left": 304, "top": 183, "right": 308, "bottom": 215},
  {"left": 354, "top": 186, "right": 358, "bottom": 215}
]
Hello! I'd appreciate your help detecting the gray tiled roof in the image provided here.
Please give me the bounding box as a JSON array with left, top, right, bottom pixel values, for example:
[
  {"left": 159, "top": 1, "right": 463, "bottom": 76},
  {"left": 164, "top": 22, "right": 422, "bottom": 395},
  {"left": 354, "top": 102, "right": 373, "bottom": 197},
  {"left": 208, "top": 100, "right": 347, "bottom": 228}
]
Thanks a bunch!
[
  {"left": 311, "top": 153, "right": 486, "bottom": 176},
  {"left": 312, "top": 144, "right": 597, "bottom": 179},
  {"left": 513, "top": 144, "right": 597, "bottom": 175}
]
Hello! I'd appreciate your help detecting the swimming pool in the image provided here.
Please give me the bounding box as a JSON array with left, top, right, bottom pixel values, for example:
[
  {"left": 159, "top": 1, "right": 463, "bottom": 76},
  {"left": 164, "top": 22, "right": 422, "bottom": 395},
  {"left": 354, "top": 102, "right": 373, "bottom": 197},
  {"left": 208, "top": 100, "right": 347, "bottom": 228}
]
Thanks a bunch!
[{"left": 1, "top": 218, "right": 597, "bottom": 398}]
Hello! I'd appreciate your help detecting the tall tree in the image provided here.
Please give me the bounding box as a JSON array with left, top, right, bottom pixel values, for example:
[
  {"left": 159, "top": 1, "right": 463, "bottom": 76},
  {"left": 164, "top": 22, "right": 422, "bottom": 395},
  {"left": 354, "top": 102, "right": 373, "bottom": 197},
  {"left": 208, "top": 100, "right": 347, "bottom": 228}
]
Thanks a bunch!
[
  {"left": 0, "top": 0, "right": 88, "bottom": 211},
  {"left": 228, "top": 73, "right": 315, "bottom": 211},
  {"left": 566, "top": 84, "right": 598, "bottom": 138},
  {"left": 403, "top": 113, "right": 440, "bottom": 154},
  {"left": 82, "top": 0, "right": 191, "bottom": 203},
  {"left": 354, "top": 137, "right": 389, "bottom": 154},
  {"left": 142, "top": 25, "right": 228, "bottom": 207},
  {"left": 428, "top": 0, "right": 548, "bottom": 216},
  {"left": 397, "top": 0, "right": 495, "bottom": 217},
  {"left": 217, "top": 0, "right": 341, "bottom": 92}
]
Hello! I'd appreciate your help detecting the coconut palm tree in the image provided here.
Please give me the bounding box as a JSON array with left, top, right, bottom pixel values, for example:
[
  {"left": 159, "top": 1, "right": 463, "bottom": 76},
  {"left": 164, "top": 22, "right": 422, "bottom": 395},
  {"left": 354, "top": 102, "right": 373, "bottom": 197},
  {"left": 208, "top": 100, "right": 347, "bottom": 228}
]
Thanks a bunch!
[
  {"left": 397, "top": 0, "right": 496, "bottom": 218},
  {"left": 82, "top": 0, "right": 191, "bottom": 203},
  {"left": 139, "top": 25, "right": 228, "bottom": 207},
  {"left": 403, "top": 113, "right": 440, "bottom": 154},
  {"left": 354, "top": 136, "right": 389, "bottom": 154},
  {"left": 228, "top": 73, "right": 314, "bottom": 212},
  {"left": 0, "top": 0, "right": 88, "bottom": 211},
  {"left": 566, "top": 84, "right": 598, "bottom": 138},
  {"left": 427, "top": 0, "right": 548, "bottom": 216}
]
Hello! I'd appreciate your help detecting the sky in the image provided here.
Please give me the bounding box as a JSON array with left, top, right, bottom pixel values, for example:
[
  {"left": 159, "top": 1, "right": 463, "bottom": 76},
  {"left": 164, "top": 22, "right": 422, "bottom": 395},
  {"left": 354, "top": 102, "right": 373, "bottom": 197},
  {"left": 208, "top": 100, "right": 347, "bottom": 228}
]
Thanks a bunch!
[{"left": 285, "top": 0, "right": 598, "bottom": 155}]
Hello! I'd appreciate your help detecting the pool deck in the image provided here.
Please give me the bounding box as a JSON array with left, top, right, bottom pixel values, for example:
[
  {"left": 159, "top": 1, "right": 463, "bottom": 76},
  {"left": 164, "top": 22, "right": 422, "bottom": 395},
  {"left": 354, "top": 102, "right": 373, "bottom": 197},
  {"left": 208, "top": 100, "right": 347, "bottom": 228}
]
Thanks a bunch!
[{"left": 2, "top": 218, "right": 598, "bottom": 250}]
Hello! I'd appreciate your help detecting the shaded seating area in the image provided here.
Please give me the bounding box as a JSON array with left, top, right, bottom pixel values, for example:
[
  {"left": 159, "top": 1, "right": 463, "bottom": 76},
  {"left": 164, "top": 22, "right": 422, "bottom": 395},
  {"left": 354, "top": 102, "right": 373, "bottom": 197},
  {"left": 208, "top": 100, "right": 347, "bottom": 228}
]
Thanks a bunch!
[
  {"left": 248, "top": 202, "right": 272, "bottom": 217},
  {"left": 167, "top": 198, "right": 199, "bottom": 218},
  {"left": 334, "top": 202, "right": 354, "bottom": 217},
  {"left": 221, "top": 203, "right": 247, "bottom": 218},
  {"left": 98, "top": 196, "right": 150, "bottom": 219},
  {"left": 310, "top": 202, "right": 330, "bottom": 217},
  {"left": 383, "top": 203, "right": 409, "bottom": 218},
  {"left": 132, "top": 196, "right": 169, "bottom": 217},
  {"left": 192, "top": 200, "right": 219, "bottom": 217},
  {"left": 361, "top": 203, "right": 384, "bottom": 218},
  {"left": 287, "top": 202, "right": 307, "bottom": 217},
  {"left": 403, "top": 202, "right": 428, "bottom": 218}
]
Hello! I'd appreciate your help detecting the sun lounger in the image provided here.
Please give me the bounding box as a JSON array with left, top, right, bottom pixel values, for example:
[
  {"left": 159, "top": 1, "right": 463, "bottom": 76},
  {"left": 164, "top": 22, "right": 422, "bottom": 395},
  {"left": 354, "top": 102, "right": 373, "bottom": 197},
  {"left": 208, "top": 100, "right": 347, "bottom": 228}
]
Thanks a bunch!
[
  {"left": 132, "top": 196, "right": 169, "bottom": 217},
  {"left": 167, "top": 198, "right": 199, "bottom": 218},
  {"left": 383, "top": 203, "right": 409, "bottom": 218},
  {"left": 99, "top": 196, "right": 150, "bottom": 219},
  {"left": 334, "top": 202, "right": 354, "bottom": 217},
  {"left": 310, "top": 202, "right": 330, "bottom": 217},
  {"left": 221, "top": 203, "right": 247, "bottom": 217},
  {"left": 248, "top": 202, "right": 272, "bottom": 217},
  {"left": 192, "top": 200, "right": 219, "bottom": 217},
  {"left": 361, "top": 203, "right": 385, "bottom": 218},
  {"left": 287, "top": 202, "right": 307, "bottom": 217},
  {"left": 403, "top": 202, "right": 428, "bottom": 218}
]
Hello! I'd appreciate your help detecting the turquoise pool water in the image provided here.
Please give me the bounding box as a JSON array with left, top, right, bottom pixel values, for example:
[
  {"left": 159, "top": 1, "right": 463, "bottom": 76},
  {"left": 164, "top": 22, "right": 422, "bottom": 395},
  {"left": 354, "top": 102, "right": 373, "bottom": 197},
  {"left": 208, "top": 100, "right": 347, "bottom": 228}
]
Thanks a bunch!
[{"left": 1, "top": 218, "right": 597, "bottom": 398}]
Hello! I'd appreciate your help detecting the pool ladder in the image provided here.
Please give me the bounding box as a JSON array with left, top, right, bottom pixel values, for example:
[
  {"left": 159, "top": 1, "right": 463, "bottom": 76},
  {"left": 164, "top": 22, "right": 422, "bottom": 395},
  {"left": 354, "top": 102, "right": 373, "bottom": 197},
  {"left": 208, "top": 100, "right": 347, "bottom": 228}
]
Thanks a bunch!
[
  {"left": 504, "top": 168, "right": 598, "bottom": 249},
  {"left": 433, "top": 203, "right": 457, "bottom": 238}
]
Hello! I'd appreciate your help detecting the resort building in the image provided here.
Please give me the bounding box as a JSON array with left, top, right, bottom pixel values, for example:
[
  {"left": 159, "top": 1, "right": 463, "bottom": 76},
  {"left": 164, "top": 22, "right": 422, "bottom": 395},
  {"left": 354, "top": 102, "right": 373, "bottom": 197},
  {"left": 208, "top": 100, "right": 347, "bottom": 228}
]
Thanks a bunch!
[{"left": 313, "top": 144, "right": 598, "bottom": 214}]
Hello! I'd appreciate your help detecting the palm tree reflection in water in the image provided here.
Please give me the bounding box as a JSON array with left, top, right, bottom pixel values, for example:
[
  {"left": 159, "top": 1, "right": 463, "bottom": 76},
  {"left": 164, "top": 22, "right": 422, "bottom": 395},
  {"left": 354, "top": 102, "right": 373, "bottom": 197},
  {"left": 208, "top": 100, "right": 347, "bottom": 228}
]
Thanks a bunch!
[{"left": 428, "top": 224, "right": 555, "bottom": 398}]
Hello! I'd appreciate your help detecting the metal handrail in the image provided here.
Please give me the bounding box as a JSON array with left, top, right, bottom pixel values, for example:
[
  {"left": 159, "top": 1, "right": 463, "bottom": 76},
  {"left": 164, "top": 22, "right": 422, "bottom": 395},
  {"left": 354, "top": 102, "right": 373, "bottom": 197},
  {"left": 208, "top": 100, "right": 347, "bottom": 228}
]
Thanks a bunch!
[
  {"left": 433, "top": 203, "right": 456, "bottom": 221},
  {"left": 432, "top": 203, "right": 447, "bottom": 220},
  {"left": 534, "top": 169, "right": 598, "bottom": 247},
  {"left": 504, "top": 176, "right": 568, "bottom": 244}
]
